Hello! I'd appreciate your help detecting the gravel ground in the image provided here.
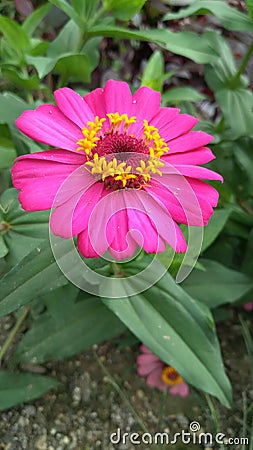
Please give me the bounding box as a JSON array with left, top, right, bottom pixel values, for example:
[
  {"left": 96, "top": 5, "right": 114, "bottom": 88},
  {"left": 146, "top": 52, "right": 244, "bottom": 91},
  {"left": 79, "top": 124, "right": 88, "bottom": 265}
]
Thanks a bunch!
[{"left": 0, "top": 314, "right": 252, "bottom": 450}]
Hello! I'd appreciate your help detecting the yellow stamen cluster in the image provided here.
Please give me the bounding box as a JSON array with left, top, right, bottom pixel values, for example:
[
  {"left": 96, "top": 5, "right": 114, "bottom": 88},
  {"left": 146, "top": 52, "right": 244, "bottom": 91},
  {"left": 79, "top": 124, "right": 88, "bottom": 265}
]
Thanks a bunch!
[
  {"left": 107, "top": 113, "right": 136, "bottom": 133},
  {"left": 86, "top": 153, "right": 134, "bottom": 186},
  {"left": 161, "top": 366, "right": 183, "bottom": 386},
  {"left": 143, "top": 120, "right": 169, "bottom": 158},
  {"left": 76, "top": 116, "right": 105, "bottom": 157}
]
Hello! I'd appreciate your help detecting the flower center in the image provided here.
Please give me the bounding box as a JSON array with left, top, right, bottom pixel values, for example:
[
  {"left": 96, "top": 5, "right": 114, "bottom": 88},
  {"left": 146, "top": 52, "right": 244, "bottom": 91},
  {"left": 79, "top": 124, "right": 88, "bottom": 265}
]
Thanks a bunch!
[
  {"left": 161, "top": 366, "right": 183, "bottom": 386},
  {"left": 76, "top": 113, "right": 169, "bottom": 190}
]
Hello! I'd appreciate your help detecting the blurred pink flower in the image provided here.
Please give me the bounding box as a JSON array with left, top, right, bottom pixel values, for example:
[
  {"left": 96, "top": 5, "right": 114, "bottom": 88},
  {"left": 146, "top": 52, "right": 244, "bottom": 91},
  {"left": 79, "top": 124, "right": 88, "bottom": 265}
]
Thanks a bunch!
[
  {"left": 243, "top": 302, "right": 253, "bottom": 312},
  {"left": 12, "top": 80, "right": 222, "bottom": 260},
  {"left": 137, "top": 344, "right": 189, "bottom": 397}
]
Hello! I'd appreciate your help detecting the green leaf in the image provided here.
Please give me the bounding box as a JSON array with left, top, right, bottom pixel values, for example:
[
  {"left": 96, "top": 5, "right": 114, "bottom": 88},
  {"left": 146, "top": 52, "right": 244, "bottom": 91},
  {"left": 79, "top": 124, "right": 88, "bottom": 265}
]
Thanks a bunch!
[
  {"left": 103, "top": 0, "right": 147, "bottom": 21},
  {"left": 102, "top": 260, "right": 232, "bottom": 407},
  {"left": 0, "top": 236, "right": 8, "bottom": 258},
  {"left": 216, "top": 88, "right": 253, "bottom": 138},
  {"left": 201, "top": 209, "right": 231, "bottom": 253},
  {"left": 246, "top": 0, "right": 253, "bottom": 22},
  {"left": 25, "top": 55, "right": 56, "bottom": 79},
  {"left": 0, "top": 139, "right": 16, "bottom": 168},
  {"left": 22, "top": 3, "right": 52, "bottom": 36},
  {"left": 26, "top": 53, "right": 91, "bottom": 81},
  {"left": 1, "top": 67, "right": 40, "bottom": 90},
  {"left": 0, "top": 371, "right": 60, "bottom": 410},
  {"left": 163, "top": 0, "right": 253, "bottom": 32},
  {"left": 14, "top": 293, "right": 125, "bottom": 364},
  {"left": 47, "top": 20, "right": 81, "bottom": 56},
  {"left": 162, "top": 87, "right": 206, "bottom": 105},
  {"left": 0, "top": 93, "right": 29, "bottom": 124},
  {"left": 54, "top": 54, "right": 91, "bottom": 82},
  {"left": 88, "top": 26, "right": 217, "bottom": 64},
  {"left": 0, "top": 241, "right": 68, "bottom": 317},
  {"left": 71, "top": 0, "right": 100, "bottom": 22},
  {"left": 49, "top": 0, "right": 85, "bottom": 28},
  {"left": 0, "top": 16, "right": 30, "bottom": 55},
  {"left": 182, "top": 259, "right": 253, "bottom": 309},
  {"left": 141, "top": 50, "right": 165, "bottom": 92}
]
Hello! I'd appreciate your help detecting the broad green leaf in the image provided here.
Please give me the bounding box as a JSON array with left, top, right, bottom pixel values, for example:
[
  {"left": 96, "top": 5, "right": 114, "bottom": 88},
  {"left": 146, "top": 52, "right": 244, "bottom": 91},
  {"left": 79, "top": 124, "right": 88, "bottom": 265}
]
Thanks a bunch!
[
  {"left": 25, "top": 55, "right": 56, "bottom": 79},
  {"left": 49, "top": 0, "right": 85, "bottom": 28},
  {"left": 26, "top": 53, "right": 91, "bottom": 81},
  {"left": 246, "top": 0, "right": 253, "bottom": 22},
  {"left": 0, "top": 235, "right": 8, "bottom": 258},
  {"left": 0, "top": 139, "right": 16, "bottom": 168},
  {"left": 182, "top": 259, "right": 253, "bottom": 308},
  {"left": 81, "top": 37, "right": 102, "bottom": 71},
  {"left": 0, "top": 16, "right": 30, "bottom": 54},
  {"left": 162, "top": 87, "right": 206, "bottom": 105},
  {"left": 0, "top": 371, "right": 60, "bottom": 410},
  {"left": 163, "top": 1, "right": 253, "bottom": 32},
  {"left": 216, "top": 88, "right": 253, "bottom": 138},
  {"left": 0, "top": 93, "right": 29, "bottom": 124},
  {"left": 1, "top": 189, "right": 50, "bottom": 264},
  {"left": 54, "top": 54, "right": 91, "bottom": 82},
  {"left": 71, "top": 0, "right": 100, "bottom": 22},
  {"left": 47, "top": 20, "right": 81, "bottom": 56},
  {"left": 201, "top": 209, "right": 231, "bottom": 253},
  {"left": 14, "top": 294, "right": 125, "bottom": 364},
  {"left": 103, "top": 0, "right": 147, "bottom": 21},
  {"left": 141, "top": 50, "right": 165, "bottom": 92},
  {"left": 102, "top": 260, "right": 232, "bottom": 407},
  {"left": 88, "top": 26, "right": 218, "bottom": 64},
  {"left": 1, "top": 67, "right": 40, "bottom": 90},
  {"left": 0, "top": 241, "right": 68, "bottom": 316},
  {"left": 22, "top": 4, "right": 52, "bottom": 36},
  {"left": 204, "top": 31, "right": 238, "bottom": 92}
]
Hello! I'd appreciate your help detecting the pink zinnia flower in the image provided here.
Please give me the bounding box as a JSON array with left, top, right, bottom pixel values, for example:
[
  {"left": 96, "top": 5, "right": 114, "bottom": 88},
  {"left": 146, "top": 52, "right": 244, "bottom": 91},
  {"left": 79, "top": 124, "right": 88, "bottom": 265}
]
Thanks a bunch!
[
  {"left": 12, "top": 80, "right": 222, "bottom": 259},
  {"left": 243, "top": 302, "right": 253, "bottom": 312},
  {"left": 137, "top": 344, "right": 189, "bottom": 396}
]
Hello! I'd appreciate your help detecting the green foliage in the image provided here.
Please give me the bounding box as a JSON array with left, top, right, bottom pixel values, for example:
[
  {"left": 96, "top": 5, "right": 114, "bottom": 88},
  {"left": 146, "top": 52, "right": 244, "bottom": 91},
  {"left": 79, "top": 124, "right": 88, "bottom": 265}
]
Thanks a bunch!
[
  {"left": 162, "top": 87, "right": 206, "bottom": 105},
  {"left": 0, "top": 371, "right": 60, "bottom": 410},
  {"left": 163, "top": 0, "right": 253, "bottom": 32},
  {"left": 102, "top": 0, "right": 147, "bottom": 21},
  {"left": 103, "top": 259, "right": 232, "bottom": 407}
]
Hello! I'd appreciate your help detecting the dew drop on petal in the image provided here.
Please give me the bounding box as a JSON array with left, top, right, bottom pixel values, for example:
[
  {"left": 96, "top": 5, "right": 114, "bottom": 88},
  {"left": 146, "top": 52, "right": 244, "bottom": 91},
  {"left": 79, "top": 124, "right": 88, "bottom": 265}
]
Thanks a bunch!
[
  {"left": 49, "top": 110, "right": 53, "bottom": 115},
  {"left": 132, "top": 100, "right": 137, "bottom": 104}
]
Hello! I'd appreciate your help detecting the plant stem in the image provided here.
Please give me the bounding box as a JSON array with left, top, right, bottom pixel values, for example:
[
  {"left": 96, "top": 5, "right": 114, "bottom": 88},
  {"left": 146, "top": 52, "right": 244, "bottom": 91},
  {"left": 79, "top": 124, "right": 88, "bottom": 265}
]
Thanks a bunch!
[
  {"left": 93, "top": 349, "right": 149, "bottom": 434},
  {"left": 158, "top": 388, "right": 167, "bottom": 433},
  {"left": 231, "top": 41, "right": 253, "bottom": 87},
  {"left": 0, "top": 307, "right": 29, "bottom": 364},
  {"left": 205, "top": 394, "right": 225, "bottom": 450}
]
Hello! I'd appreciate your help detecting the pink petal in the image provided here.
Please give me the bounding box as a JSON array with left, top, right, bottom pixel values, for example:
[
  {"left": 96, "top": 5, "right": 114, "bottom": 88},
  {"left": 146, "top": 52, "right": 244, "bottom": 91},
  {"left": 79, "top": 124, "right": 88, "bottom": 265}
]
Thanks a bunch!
[
  {"left": 165, "top": 147, "right": 215, "bottom": 165},
  {"left": 11, "top": 151, "right": 84, "bottom": 211},
  {"left": 140, "top": 344, "right": 153, "bottom": 354},
  {"left": 168, "top": 131, "right": 213, "bottom": 154},
  {"left": 244, "top": 302, "right": 253, "bottom": 312},
  {"left": 131, "top": 86, "right": 161, "bottom": 137},
  {"left": 169, "top": 381, "right": 189, "bottom": 397},
  {"left": 77, "top": 230, "right": 100, "bottom": 258},
  {"left": 146, "top": 367, "right": 167, "bottom": 391},
  {"left": 153, "top": 114, "right": 198, "bottom": 142},
  {"left": 104, "top": 80, "right": 133, "bottom": 116},
  {"left": 16, "top": 105, "right": 83, "bottom": 151},
  {"left": 137, "top": 361, "right": 164, "bottom": 376},
  {"left": 172, "top": 165, "right": 223, "bottom": 181},
  {"left": 107, "top": 209, "right": 137, "bottom": 260},
  {"left": 123, "top": 190, "right": 166, "bottom": 253},
  {"left": 129, "top": 190, "right": 187, "bottom": 252},
  {"left": 150, "top": 107, "right": 180, "bottom": 130},
  {"left": 137, "top": 354, "right": 161, "bottom": 365},
  {"left": 84, "top": 88, "right": 106, "bottom": 118},
  {"left": 50, "top": 181, "right": 105, "bottom": 238},
  {"left": 54, "top": 88, "right": 93, "bottom": 128}
]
